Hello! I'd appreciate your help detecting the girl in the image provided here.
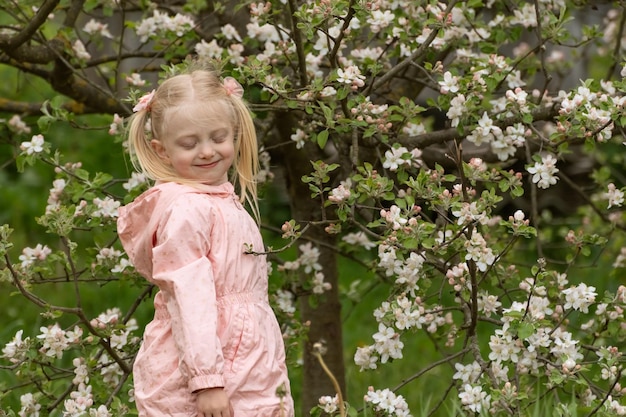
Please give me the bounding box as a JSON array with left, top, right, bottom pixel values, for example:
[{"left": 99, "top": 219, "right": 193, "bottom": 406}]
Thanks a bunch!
[{"left": 117, "top": 66, "right": 294, "bottom": 417}]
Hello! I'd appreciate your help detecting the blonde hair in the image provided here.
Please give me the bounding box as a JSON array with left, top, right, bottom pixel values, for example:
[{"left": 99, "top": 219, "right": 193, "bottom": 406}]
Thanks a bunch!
[{"left": 126, "top": 68, "right": 259, "bottom": 219}]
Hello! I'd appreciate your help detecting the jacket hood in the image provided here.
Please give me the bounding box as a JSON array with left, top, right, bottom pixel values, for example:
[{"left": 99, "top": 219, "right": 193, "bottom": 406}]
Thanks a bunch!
[{"left": 116, "top": 182, "right": 235, "bottom": 278}]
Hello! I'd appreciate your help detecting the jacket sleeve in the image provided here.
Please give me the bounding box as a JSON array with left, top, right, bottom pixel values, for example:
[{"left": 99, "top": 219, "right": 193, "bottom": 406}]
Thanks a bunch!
[{"left": 150, "top": 193, "right": 224, "bottom": 392}]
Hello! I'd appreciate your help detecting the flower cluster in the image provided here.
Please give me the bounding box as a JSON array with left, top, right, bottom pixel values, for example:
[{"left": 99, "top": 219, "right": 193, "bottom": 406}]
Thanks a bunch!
[
  {"left": 526, "top": 153, "right": 560, "bottom": 189},
  {"left": 465, "top": 112, "right": 526, "bottom": 161},
  {"left": 18, "top": 244, "right": 51, "bottom": 268},
  {"left": 7, "top": 114, "right": 31, "bottom": 134},
  {"left": 382, "top": 145, "right": 423, "bottom": 172},
  {"left": 364, "top": 387, "right": 412, "bottom": 417},
  {"left": 2, "top": 330, "right": 29, "bottom": 364},
  {"left": 92, "top": 197, "right": 121, "bottom": 218},
  {"left": 135, "top": 10, "right": 194, "bottom": 42},
  {"left": 277, "top": 243, "right": 331, "bottom": 296},
  {"left": 458, "top": 384, "right": 491, "bottom": 414},
  {"left": 605, "top": 183, "right": 625, "bottom": 209},
  {"left": 83, "top": 19, "right": 113, "bottom": 38},
  {"left": 317, "top": 394, "right": 340, "bottom": 414}
]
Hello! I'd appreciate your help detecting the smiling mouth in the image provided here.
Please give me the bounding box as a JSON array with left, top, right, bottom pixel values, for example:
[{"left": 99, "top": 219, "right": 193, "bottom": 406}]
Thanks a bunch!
[{"left": 196, "top": 160, "right": 219, "bottom": 168}]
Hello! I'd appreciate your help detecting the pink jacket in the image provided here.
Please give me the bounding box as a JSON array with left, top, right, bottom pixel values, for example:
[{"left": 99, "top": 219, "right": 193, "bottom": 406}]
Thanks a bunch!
[{"left": 117, "top": 181, "right": 293, "bottom": 417}]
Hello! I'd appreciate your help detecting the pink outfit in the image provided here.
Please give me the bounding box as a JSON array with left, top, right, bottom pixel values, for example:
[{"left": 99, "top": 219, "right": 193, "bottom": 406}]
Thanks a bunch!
[{"left": 117, "top": 181, "right": 293, "bottom": 417}]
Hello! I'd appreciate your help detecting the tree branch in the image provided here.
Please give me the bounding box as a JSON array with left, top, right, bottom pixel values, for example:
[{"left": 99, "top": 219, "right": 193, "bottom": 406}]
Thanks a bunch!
[
  {"left": 408, "top": 104, "right": 560, "bottom": 149},
  {"left": 371, "top": 0, "right": 459, "bottom": 91},
  {"left": 0, "top": 38, "right": 66, "bottom": 64},
  {"left": 0, "top": 0, "right": 60, "bottom": 50}
]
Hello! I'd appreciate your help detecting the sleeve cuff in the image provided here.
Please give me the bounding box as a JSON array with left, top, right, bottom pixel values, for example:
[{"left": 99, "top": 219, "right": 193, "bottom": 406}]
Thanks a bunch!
[{"left": 189, "top": 374, "right": 226, "bottom": 393}]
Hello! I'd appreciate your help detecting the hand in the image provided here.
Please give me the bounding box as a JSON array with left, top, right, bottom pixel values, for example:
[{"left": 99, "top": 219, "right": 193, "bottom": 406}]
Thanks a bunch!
[{"left": 196, "top": 387, "right": 232, "bottom": 417}]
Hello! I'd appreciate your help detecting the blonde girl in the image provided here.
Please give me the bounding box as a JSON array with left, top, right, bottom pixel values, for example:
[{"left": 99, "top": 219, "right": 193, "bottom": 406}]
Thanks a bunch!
[{"left": 117, "top": 66, "right": 294, "bottom": 417}]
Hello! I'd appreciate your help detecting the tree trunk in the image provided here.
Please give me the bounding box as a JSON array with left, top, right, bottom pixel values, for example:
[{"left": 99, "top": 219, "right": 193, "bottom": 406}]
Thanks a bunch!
[
  {"left": 295, "top": 210, "right": 345, "bottom": 416},
  {"left": 271, "top": 114, "right": 346, "bottom": 416}
]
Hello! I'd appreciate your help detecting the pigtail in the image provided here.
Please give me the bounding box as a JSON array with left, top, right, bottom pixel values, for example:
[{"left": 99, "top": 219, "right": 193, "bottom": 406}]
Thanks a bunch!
[
  {"left": 126, "top": 109, "right": 153, "bottom": 177},
  {"left": 231, "top": 98, "right": 260, "bottom": 222},
  {"left": 126, "top": 95, "right": 177, "bottom": 182}
]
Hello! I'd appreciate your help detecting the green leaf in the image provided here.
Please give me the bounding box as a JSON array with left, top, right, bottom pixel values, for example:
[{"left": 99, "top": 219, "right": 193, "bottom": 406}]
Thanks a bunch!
[
  {"left": 403, "top": 238, "right": 418, "bottom": 249},
  {"left": 522, "top": 112, "right": 533, "bottom": 124},
  {"left": 317, "top": 130, "right": 329, "bottom": 149},
  {"left": 517, "top": 322, "right": 535, "bottom": 339}
]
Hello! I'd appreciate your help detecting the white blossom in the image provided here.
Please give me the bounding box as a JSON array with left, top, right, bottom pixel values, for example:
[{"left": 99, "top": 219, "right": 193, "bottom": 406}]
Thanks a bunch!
[
  {"left": 364, "top": 387, "right": 412, "bottom": 417},
  {"left": 458, "top": 384, "right": 491, "bottom": 414},
  {"left": 383, "top": 146, "right": 411, "bottom": 171},
  {"left": 372, "top": 323, "right": 404, "bottom": 363},
  {"left": 299, "top": 242, "right": 322, "bottom": 273},
  {"left": 7, "top": 114, "right": 31, "bottom": 134},
  {"left": 614, "top": 247, "right": 626, "bottom": 268},
  {"left": 274, "top": 289, "right": 296, "bottom": 314},
  {"left": 46, "top": 178, "right": 67, "bottom": 212},
  {"left": 510, "top": 3, "right": 537, "bottom": 28},
  {"left": 89, "top": 405, "right": 112, "bottom": 417},
  {"left": 72, "top": 357, "right": 90, "bottom": 385},
  {"left": 37, "top": 323, "right": 70, "bottom": 359},
  {"left": 453, "top": 361, "right": 482, "bottom": 384},
  {"left": 125, "top": 73, "right": 146, "bottom": 86},
  {"left": 2, "top": 330, "right": 30, "bottom": 364},
  {"left": 562, "top": 283, "right": 597, "bottom": 313},
  {"left": 72, "top": 40, "right": 91, "bottom": 60},
  {"left": 135, "top": 10, "right": 194, "bottom": 42},
  {"left": 246, "top": 18, "right": 281, "bottom": 43},
  {"left": 122, "top": 172, "right": 148, "bottom": 191},
  {"left": 342, "top": 231, "right": 376, "bottom": 250},
  {"left": 290, "top": 128, "right": 306, "bottom": 149},
  {"left": 83, "top": 19, "right": 113, "bottom": 38},
  {"left": 605, "top": 183, "right": 624, "bottom": 209},
  {"left": 19, "top": 393, "right": 41, "bottom": 417},
  {"left": 367, "top": 10, "right": 395, "bottom": 33},
  {"left": 477, "top": 292, "right": 501, "bottom": 317},
  {"left": 98, "top": 354, "right": 123, "bottom": 386},
  {"left": 354, "top": 345, "right": 378, "bottom": 370},
  {"left": 336, "top": 65, "right": 366, "bottom": 89},
  {"left": 92, "top": 197, "right": 121, "bottom": 218},
  {"left": 403, "top": 122, "right": 426, "bottom": 136},
  {"left": 19, "top": 244, "right": 52, "bottom": 268},
  {"left": 527, "top": 154, "right": 559, "bottom": 189},
  {"left": 380, "top": 205, "right": 408, "bottom": 230},
  {"left": 108, "top": 113, "right": 123, "bottom": 135},
  {"left": 439, "top": 71, "right": 459, "bottom": 94},
  {"left": 220, "top": 23, "right": 242, "bottom": 41},
  {"left": 446, "top": 94, "right": 466, "bottom": 127},
  {"left": 311, "top": 272, "right": 331, "bottom": 294},
  {"left": 488, "top": 329, "right": 521, "bottom": 363},
  {"left": 328, "top": 182, "right": 351, "bottom": 204},
  {"left": 195, "top": 39, "right": 224, "bottom": 60},
  {"left": 318, "top": 395, "right": 339, "bottom": 414},
  {"left": 111, "top": 258, "right": 132, "bottom": 273},
  {"left": 20, "top": 134, "right": 45, "bottom": 155}
]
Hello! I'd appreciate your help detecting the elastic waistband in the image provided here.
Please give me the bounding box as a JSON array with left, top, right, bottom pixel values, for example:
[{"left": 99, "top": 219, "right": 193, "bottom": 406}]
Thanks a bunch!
[{"left": 217, "top": 291, "right": 267, "bottom": 305}]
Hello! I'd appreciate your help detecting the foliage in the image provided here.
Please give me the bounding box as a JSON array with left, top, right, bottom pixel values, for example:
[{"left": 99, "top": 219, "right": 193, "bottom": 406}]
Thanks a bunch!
[{"left": 1, "top": 0, "right": 626, "bottom": 416}]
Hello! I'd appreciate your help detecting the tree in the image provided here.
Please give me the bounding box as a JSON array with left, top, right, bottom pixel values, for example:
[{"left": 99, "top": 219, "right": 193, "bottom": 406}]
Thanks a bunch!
[{"left": 1, "top": 0, "right": 626, "bottom": 416}]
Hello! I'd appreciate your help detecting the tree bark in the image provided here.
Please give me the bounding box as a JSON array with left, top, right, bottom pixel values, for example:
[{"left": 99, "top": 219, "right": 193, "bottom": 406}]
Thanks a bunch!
[
  {"left": 271, "top": 113, "right": 346, "bottom": 416},
  {"left": 295, "top": 210, "right": 345, "bottom": 415}
]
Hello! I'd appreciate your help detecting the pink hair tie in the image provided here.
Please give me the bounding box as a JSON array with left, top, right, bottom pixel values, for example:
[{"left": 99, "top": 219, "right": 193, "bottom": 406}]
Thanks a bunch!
[
  {"left": 133, "top": 90, "right": 155, "bottom": 113},
  {"left": 223, "top": 77, "right": 244, "bottom": 98}
]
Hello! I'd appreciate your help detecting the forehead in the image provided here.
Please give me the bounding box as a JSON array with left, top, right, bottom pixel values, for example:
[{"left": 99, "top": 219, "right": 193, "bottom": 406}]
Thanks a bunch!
[{"left": 162, "top": 99, "right": 235, "bottom": 133}]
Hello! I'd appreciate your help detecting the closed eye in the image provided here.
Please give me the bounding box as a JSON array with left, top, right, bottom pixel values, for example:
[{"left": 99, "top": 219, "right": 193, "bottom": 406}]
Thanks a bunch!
[
  {"left": 175, "top": 138, "right": 197, "bottom": 149},
  {"left": 211, "top": 129, "right": 230, "bottom": 143}
]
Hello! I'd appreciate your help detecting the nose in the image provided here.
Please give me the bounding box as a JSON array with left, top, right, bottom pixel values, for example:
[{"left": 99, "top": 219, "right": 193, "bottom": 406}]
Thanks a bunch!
[{"left": 198, "top": 142, "right": 215, "bottom": 159}]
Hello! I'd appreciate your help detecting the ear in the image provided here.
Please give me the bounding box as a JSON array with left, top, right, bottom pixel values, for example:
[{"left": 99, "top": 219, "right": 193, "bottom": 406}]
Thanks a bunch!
[{"left": 150, "top": 139, "right": 170, "bottom": 163}]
